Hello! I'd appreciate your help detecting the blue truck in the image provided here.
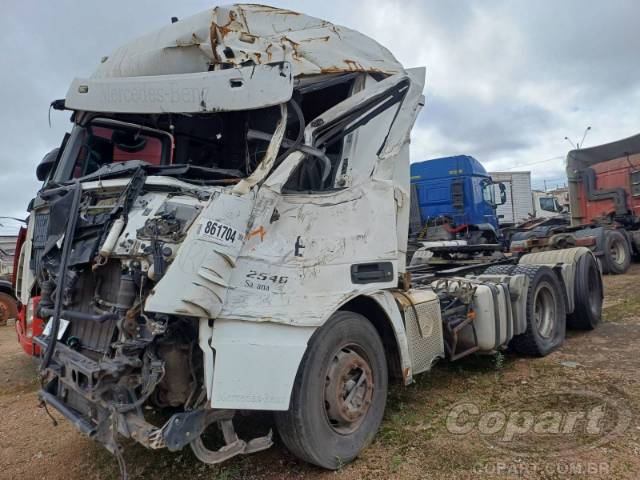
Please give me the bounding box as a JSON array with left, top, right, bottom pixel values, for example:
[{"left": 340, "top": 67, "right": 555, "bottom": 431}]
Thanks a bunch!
[{"left": 410, "top": 155, "right": 507, "bottom": 245}]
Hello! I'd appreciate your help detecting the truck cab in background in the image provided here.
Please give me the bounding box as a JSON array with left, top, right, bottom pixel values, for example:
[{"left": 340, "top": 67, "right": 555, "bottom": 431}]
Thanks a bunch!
[
  {"left": 409, "top": 155, "right": 508, "bottom": 268},
  {"left": 532, "top": 190, "right": 566, "bottom": 219},
  {"left": 511, "top": 133, "right": 640, "bottom": 274},
  {"left": 410, "top": 155, "right": 506, "bottom": 242}
]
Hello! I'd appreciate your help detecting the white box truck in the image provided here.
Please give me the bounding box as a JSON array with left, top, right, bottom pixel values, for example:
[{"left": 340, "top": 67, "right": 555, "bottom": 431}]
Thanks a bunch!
[
  {"left": 491, "top": 171, "right": 534, "bottom": 225},
  {"left": 491, "top": 171, "right": 565, "bottom": 225}
]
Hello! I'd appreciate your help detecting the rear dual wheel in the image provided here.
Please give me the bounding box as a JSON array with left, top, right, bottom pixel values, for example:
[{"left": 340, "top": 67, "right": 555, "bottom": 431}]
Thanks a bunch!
[
  {"left": 508, "top": 265, "right": 567, "bottom": 356},
  {"left": 482, "top": 264, "right": 517, "bottom": 275},
  {"left": 484, "top": 263, "right": 566, "bottom": 355}
]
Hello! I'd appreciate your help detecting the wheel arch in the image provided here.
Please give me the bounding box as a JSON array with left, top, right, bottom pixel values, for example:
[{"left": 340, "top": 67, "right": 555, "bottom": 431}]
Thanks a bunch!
[
  {"left": 338, "top": 292, "right": 412, "bottom": 385},
  {"left": 206, "top": 291, "right": 414, "bottom": 413},
  {"left": 518, "top": 247, "right": 600, "bottom": 315}
]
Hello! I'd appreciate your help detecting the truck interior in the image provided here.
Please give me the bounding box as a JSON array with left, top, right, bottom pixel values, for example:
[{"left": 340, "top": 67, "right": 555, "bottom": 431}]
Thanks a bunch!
[{"left": 47, "top": 73, "right": 361, "bottom": 191}]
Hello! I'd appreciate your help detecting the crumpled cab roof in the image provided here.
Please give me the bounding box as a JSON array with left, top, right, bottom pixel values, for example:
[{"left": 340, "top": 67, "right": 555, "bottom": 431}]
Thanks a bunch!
[{"left": 93, "top": 4, "right": 405, "bottom": 79}]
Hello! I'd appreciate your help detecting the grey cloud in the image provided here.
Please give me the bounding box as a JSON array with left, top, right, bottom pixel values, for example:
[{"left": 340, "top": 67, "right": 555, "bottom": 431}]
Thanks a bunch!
[{"left": 419, "top": 95, "right": 556, "bottom": 160}]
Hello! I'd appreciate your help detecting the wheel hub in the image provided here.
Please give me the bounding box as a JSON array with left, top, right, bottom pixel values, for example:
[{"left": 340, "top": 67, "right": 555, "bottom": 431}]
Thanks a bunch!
[
  {"left": 324, "top": 347, "right": 374, "bottom": 434},
  {"left": 610, "top": 240, "right": 626, "bottom": 265},
  {"left": 534, "top": 285, "right": 555, "bottom": 339}
]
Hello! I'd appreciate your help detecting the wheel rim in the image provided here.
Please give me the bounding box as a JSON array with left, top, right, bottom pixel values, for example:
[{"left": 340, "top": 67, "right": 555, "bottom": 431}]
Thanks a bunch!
[
  {"left": 323, "top": 345, "right": 374, "bottom": 434},
  {"left": 534, "top": 284, "right": 556, "bottom": 339},
  {"left": 610, "top": 238, "right": 626, "bottom": 266}
]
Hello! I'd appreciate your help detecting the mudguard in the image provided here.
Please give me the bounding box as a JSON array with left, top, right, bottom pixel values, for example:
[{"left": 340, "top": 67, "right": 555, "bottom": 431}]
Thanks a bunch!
[{"left": 518, "top": 246, "right": 596, "bottom": 315}]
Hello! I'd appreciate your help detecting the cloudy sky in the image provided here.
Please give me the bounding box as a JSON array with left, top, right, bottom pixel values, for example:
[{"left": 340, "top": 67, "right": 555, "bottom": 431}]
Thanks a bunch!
[{"left": 0, "top": 0, "right": 638, "bottom": 233}]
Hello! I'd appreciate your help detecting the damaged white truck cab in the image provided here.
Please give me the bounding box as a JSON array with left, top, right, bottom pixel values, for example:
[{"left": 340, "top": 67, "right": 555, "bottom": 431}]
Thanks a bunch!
[{"left": 21, "top": 4, "right": 603, "bottom": 473}]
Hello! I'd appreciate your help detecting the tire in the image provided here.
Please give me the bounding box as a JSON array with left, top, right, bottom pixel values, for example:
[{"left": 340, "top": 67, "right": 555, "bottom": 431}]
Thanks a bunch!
[
  {"left": 483, "top": 264, "right": 517, "bottom": 275},
  {"left": 599, "top": 256, "right": 610, "bottom": 275},
  {"left": 508, "top": 265, "right": 566, "bottom": 356},
  {"left": 274, "top": 311, "right": 388, "bottom": 469},
  {"left": 567, "top": 253, "right": 603, "bottom": 330},
  {"left": 0, "top": 291, "right": 17, "bottom": 325},
  {"left": 603, "top": 230, "right": 631, "bottom": 274}
]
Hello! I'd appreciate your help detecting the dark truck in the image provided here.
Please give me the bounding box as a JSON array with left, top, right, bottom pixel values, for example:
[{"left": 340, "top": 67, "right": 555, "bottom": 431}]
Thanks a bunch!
[{"left": 510, "top": 134, "right": 640, "bottom": 274}]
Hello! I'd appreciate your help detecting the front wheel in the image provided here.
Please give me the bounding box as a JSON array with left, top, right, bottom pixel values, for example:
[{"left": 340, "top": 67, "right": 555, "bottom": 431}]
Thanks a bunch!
[{"left": 275, "top": 311, "right": 388, "bottom": 469}]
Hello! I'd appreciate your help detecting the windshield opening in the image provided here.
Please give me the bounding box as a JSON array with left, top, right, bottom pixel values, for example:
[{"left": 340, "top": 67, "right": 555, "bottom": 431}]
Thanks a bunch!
[
  {"left": 539, "top": 196, "right": 561, "bottom": 213},
  {"left": 49, "top": 74, "right": 362, "bottom": 187},
  {"left": 52, "top": 106, "right": 281, "bottom": 184},
  {"left": 481, "top": 181, "right": 496, "bottom": 206},
  {"left": 71, "top": 123, "right": 167, "bottom": 179}
]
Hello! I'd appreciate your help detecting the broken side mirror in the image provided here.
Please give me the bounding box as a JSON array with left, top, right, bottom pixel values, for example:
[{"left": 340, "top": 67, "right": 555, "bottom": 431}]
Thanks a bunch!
[
  {"left": 37, "top": 132, "right": 69, "bottom": 182},
  {"left": 36, "top": 147, "right": 60, "bottom": 182}
]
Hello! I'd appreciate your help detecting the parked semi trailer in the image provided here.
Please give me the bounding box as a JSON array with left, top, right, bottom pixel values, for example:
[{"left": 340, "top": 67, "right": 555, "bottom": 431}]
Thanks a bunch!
[
  {"left": 510, "top": 134, "right": 640, "bottom": 274},
  {"left": 17, "top": 5, "right": 603, "bottom": 476}
]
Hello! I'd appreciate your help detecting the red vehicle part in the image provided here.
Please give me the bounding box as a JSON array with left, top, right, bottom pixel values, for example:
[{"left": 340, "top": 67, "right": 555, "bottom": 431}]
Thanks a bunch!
[
  {"left": 15, "top": 296, "right": 44, "bottom": 356},
  {"left": 567, "top": 134, "right": 640, "bottom": 226},
  {"left": 563, "top": 134, "right": 640, "bottom": 274},
  {"left": 443, "top": 223, "right": 469, "bottom": 234},
  {"left": 574, "top": 155, "right": 640, "bottom": 224}
]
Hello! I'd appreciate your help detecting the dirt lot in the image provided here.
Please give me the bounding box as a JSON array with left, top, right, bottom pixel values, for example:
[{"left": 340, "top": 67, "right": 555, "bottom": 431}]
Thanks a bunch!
[{"left": 1, "top": 265, "right": 639, "bottom": 480}]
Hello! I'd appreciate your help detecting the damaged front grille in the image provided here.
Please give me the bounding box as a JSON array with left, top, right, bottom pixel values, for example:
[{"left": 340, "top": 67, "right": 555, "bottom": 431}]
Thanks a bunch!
[
  {"left": 31, "top": 170, "right": 270, "bottom": 472},
  {"left": 68, "top": 318, "right": 118, "bottom": 355},
  {"left": 65, "top": 261, "right": 122, "bottom": 355}
]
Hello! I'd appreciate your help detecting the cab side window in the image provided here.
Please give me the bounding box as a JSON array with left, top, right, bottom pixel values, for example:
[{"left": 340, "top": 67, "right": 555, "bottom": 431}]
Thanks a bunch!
[{"left": 284, "top": 75, "right": 408, "bottom": 193}]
